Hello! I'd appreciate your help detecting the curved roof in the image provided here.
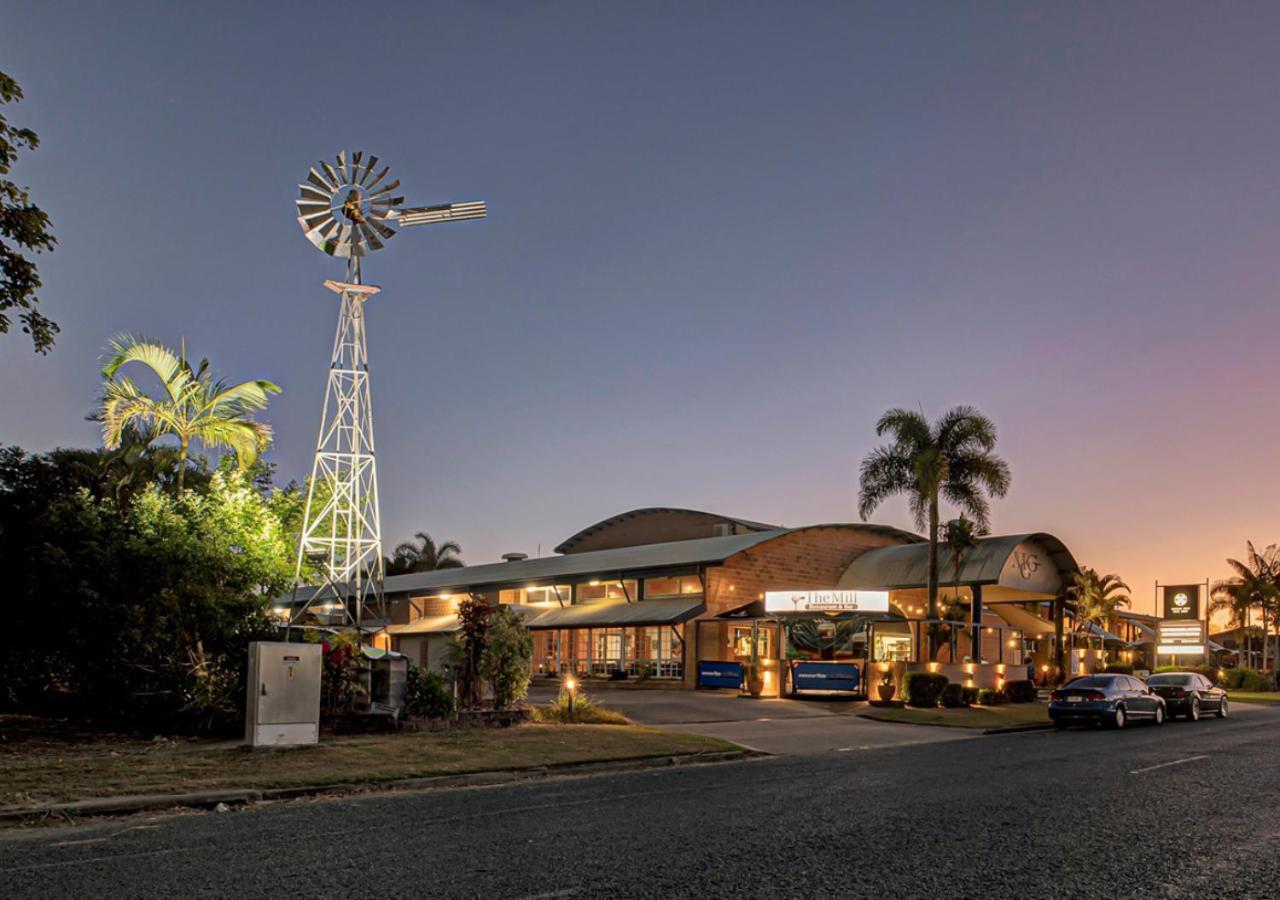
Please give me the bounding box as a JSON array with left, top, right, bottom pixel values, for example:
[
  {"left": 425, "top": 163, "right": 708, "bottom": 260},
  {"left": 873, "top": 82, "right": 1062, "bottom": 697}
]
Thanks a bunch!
[
  {"left": 837, "top": 532, "right": 1079, "bottom": 594},
  {"left": 554, "top": 507, "right": 779, "bottom": 554}
]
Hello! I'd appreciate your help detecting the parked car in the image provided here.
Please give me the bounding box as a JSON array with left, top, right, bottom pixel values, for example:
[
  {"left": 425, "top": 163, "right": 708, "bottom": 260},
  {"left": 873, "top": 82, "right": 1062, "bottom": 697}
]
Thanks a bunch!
[
  {"left": 1146, "top": 672, "right": 1228, "bottom": 721},
  {"left": 1048, "top": 674, "right": 1166, "bottom": 729}
]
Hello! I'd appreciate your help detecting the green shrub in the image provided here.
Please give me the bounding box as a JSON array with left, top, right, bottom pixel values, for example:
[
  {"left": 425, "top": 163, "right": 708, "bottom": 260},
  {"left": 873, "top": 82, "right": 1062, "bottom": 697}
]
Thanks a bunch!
[
  {"left": 940, "top": 682, "right": 967, "bottom": 708},
  {"left": 960, "top": 686, "right": 979, "bottom": 707},
  {"left": 533, "top": 687, "right": 628, "bottom": 724},
  {"left": 902, "top": 672, "right": 948, "bottom": 708},
  {"left": 404, "top": 664, "right": 455, "bottom": 719},
  {"left": 1003, "top": 679, "right": 1038, "bottom": 703},
  {"left": 479, "top": 606, "right": 534, "bottom": 710},
  {"left": 1103, "top": 664, "right": 1134, "bottom": 675},
  {"left": 977, "top": 688, "right": 1006, "bottom": 705},
  {"left": 1238, "top": 669, "right": 1271, "bottom": 692}
]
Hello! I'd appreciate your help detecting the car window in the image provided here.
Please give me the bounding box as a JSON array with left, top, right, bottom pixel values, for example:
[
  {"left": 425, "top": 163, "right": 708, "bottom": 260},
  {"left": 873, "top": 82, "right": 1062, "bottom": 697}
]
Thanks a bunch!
[
  {"left": 1128, "top": 677, "right": 1146, "bottom": 691},
  {"left": 1065, "top": 676, "right": 1114, "bottom": 689},
  {"left": 1148, "top": 674, "right": 1192, "bottom": 686}
]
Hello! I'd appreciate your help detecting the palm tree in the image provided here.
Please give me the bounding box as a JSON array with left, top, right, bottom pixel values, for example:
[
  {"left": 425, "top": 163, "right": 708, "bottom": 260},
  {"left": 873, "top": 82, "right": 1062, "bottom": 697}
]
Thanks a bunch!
[
  {"left": 1214, "top": 542, "right": 1280, "bottom": 672},
  {"left": 944, "top": 514, "right": 987, "bottom": 658},
  {"left": 1210, "top": 580, "right": 1259, "bottom": 669},
  {"left": 1069, "top": 568, "right": 1131, "bottom": 663},
  {"left": 386, "top": 531, "right": 465, "bottom": 576},
  {"left": 99, "top": 335, "right": 280, "bottom": 492},
  {"left": 858, "top": 406, "right": 1011, "bottom": 659}
]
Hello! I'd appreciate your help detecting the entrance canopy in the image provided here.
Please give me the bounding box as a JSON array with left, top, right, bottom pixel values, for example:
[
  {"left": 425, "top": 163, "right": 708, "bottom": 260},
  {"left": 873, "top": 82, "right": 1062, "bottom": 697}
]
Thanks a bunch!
[
  {"left": 836, "top": 533, "right": 1079, "bottom": 602},
  {"left": 525, "top": 597, "right": 705, "bottom": 630}
]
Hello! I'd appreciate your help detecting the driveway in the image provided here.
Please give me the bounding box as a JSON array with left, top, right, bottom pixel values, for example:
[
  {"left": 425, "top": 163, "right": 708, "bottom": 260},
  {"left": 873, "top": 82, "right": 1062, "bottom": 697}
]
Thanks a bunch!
[{"left": 527, "top": 681, "right": 976, "bottom": 754}]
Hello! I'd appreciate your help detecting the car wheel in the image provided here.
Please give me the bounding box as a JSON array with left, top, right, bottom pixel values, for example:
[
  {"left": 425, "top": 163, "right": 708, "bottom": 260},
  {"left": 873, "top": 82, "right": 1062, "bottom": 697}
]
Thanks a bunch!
[
  {"left": 1111, "top": 706, "right": 1126, "bottom": 729},
  {"left": 1188, "top": 698, "right": 1200, "bottom": 722},
  {"left": 1153, "top": 704, "right": 1165, "bottom": 725},
  {"left": 1216, "top": 698, "right": 1229, "bottom": 719}
]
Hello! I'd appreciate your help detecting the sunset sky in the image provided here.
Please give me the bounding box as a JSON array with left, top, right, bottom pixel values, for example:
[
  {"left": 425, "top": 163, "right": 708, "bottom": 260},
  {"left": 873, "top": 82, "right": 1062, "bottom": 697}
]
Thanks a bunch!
[{"left": 4, "top": 3, "right": 1279, "bottom": 618}]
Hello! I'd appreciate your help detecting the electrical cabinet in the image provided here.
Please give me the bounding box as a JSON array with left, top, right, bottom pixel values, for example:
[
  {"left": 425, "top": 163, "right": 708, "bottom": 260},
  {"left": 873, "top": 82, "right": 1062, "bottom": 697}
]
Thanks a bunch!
[{"left": 245, "top": 641, "right": 322, "bottom": 747}]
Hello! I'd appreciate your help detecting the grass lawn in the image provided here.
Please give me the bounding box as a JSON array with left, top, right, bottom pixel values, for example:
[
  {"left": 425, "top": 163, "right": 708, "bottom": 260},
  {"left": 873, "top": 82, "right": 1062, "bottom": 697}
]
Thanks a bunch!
[
  {"left": 1228, "top": 692, "right": 1280, "bottom": 705},
  {"left": 858, "top": 702, "right": 1051, "bottom": 729},
  {"left": 0, "top": 720, "right": 737, "bottom": 808}
]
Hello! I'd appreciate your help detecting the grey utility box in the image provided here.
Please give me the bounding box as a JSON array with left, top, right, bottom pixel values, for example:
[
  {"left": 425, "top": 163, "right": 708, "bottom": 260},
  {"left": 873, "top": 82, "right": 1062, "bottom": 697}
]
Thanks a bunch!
[{"left": 245, "top": 641, "right": 322, "bottom": 747}]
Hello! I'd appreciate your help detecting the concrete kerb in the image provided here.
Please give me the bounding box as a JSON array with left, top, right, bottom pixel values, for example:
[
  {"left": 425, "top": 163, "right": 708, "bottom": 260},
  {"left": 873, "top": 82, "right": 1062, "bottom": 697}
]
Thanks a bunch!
[{"left": 0, "top": 750, "right": 757, "bottom": 825}]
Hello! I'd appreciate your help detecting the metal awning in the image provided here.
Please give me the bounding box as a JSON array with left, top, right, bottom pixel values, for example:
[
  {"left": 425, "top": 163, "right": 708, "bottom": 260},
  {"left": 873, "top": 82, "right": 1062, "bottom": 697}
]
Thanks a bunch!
[
  {"left": 991, "top": 604, "right": 1056, "bottom": 636},
  {"left": 386, "top": 614, "right": 459, "bottom": 636},
  {"left": 1082, "top": 621, "right": 1127, "bottom": 646},
  {"left": 526, "top": 598, "right": 705, "bottom": 630}
]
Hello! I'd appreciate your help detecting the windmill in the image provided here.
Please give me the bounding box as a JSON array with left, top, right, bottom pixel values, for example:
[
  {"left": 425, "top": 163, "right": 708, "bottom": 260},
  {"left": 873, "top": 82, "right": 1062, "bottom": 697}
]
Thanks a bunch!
[{"left": 288, "top": 151, "right": 485, "bottom": 636}]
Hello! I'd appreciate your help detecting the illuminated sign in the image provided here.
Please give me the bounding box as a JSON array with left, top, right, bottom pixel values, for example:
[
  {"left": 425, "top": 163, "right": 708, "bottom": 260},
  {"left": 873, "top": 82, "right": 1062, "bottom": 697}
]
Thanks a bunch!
[
  {"left": 764, "top": 590, "right": 890, "bottom": 614},
  {"left": 1156, "top": 620, "right": 1206, "bottom": 655},
  {"left": 1162, "top": 584, "right": 1201, "bottom": 621}
]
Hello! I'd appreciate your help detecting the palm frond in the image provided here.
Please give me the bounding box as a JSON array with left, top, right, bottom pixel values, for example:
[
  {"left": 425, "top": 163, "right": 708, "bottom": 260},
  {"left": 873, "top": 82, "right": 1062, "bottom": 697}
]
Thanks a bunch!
[{"left": 100, "top": 335, "right": 192, "bottom": 406}]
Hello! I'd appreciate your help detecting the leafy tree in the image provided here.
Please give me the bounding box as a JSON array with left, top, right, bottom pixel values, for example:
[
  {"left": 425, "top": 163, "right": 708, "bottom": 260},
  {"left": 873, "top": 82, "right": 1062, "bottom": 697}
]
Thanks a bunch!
[
  {"left": 99, "top": 335, "right": 280, "bottom": 492},
  {"left": 0, "top": 447, "right": 295, "bottom": 729},
  {"left": 385, "top": 530, "right": 464, "bottom": 576},
  {"left": 479, "top": 606, "right": 534, "bottom": 710},
  {"left": 858, "top": 406, "right": 1011, "bottom": 658},
  {"left": 0, "top": 71, "right": 57, "bottom": 353},
  {"left": 452, "top": 597, "right": 493, "bottom": 708},
  {"left": 1213, "top": 542, "right": 1280, "bottom": 672},
  {"left": 1069, "top": 568, "right": 1131, "bottom": 662},
  {"left": 943, "top": 514, "right": 987, "bottom": 658}
]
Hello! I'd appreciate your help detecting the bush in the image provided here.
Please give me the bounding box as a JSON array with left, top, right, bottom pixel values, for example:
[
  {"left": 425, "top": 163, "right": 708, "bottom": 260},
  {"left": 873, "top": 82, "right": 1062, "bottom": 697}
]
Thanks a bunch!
[
  {"left": 977, "top": 688, "right": 1006, "bottom": 705},
  {"left": 1003, "top": 680, "right": 1038, "bottom": 703},
  {"left": 940, "top": 682, "right": 967, "bottom": 708},
  {"left": 478, "top": 606, "right": 534, "bottom": 710},
  {"left": 1103, "top": 664, "right": 1134, "bottom": 675},
  {"left": 902, "top": 672, "right": 949, "bottom": 708},
  {"left": 404, "top": 664, "right": 455, "bottom": 719},
  {"left": 1238, "top": 669, "right": 1271, "bottom": 692},
  {"left": 533, "top": 687, "right": 628, "bottom": 724},
  {"left": 961, "top": 686, "right": 979, "bottom": 707}
]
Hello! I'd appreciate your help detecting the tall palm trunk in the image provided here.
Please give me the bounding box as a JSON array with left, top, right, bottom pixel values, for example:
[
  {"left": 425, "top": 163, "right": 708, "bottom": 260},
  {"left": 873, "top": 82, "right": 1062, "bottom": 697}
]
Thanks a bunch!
[
  {"left": 927, "top": 496, "right": 939, "bottom": 661},
  {"left": 177, "top": 435, "right": 189, "bottom": 493}
]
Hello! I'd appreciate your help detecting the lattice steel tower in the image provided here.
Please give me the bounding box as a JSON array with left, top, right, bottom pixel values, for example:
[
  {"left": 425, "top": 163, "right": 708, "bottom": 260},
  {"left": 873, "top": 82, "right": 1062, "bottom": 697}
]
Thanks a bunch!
[{"left": 289, "top": 151, "right": 485, "bottom": 633}]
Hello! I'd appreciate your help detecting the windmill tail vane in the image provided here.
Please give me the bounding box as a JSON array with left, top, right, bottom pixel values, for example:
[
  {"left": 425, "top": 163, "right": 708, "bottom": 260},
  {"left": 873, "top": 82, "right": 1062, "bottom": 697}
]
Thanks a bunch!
[{"left": 287, "top": 151, "right": 485, "bottom": 636}]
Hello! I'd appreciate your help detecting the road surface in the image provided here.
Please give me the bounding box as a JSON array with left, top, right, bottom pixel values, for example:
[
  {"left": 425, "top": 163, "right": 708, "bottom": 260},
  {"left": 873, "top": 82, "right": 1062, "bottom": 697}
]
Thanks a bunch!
[{"left": 3, "top": 704, "right": 1279, "bottom": 898}]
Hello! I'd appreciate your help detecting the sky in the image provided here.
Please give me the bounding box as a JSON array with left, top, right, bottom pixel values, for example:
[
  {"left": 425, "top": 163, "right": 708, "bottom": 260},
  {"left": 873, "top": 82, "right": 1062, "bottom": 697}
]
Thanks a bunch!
[{"left": 4, "top": 1, "right": 1280, "bottom": 617}]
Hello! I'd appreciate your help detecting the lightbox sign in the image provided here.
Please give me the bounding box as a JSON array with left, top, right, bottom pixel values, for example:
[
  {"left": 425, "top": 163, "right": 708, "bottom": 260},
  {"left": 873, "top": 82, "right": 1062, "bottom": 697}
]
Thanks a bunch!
[
  {"left": 1157, "top": 620, "right": 1207, "bottom": 655},
  {"left": 1162, "top": 585, "right": 1202, "bottom": 621},
  {"left": 764, "top": 590, "right": 890, "bottom": 614},
  {"left": 792, "top": 662, "right": 861, "bottom": 692}
]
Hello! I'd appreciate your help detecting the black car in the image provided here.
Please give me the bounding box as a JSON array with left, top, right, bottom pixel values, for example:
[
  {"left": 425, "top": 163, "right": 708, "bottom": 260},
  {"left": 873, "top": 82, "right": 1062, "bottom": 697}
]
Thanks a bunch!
[
  {"left": 1147, "top": 672, "right": 1228, "bottom": 721},
  {"left": 1048, "top": 674, "right": 1166, "bottom": 729}
]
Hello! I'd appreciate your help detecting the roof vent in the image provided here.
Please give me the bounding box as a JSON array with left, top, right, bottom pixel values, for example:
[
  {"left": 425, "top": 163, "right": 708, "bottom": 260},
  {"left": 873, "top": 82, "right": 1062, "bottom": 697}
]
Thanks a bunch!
[{"left": 501, "top": 552, "right": 529, "bottom": 563}]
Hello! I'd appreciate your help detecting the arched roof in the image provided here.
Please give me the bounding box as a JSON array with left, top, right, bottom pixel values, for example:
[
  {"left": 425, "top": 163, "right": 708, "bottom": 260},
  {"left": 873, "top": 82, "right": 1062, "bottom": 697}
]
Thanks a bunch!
[
  {"left": 554, "top": 507, "right": 779, "bottom": 554},
  {"left": 837, "top": 532, "right": 1079, "bottom": 597}
]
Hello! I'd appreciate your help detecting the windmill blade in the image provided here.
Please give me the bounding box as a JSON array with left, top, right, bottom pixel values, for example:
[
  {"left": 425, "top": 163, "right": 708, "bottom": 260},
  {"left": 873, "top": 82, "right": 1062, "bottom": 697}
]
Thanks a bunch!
[
  {"left": 357, "top": 222, "right": 384, "bottom": 253},
  {"left": 297, "top": 210, "right": 334, "bottom": 233},
  {"left": 307, "top": 168, "right": 336, "bottom": 193},
  {"left": 320, "top": 161, "right": 342, "bottom": 189},
  {"left": 398, "top": 200, "right": 487, "bottom": 227},
  {"left": 358, "top": 157, "right": 380, "bottom": 187},
  {"left": 363, "top": 178, "right": 401, "bottom": 202},
  {"left": 298, "top": 184, "right": 331, "bottom": 204},
  {"left": 335, "top": 151, "right": 348, "bottom": 184},
  {"left": 365, "top": 216, "right": 396, "bottom": 240},
  {"left": 363, "top": 165, "right": 391, "bottom": 193}
]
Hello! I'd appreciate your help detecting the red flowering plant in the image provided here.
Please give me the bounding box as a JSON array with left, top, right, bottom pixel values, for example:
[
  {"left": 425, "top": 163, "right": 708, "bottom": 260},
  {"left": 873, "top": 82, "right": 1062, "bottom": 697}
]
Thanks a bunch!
[{"left": 319, "top": 632, "right": 364, "bottom": 716}]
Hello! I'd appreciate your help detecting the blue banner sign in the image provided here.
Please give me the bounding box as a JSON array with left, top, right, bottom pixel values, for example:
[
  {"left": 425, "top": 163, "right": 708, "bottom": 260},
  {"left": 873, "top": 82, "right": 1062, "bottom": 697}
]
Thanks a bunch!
[
  {"left": 697, "top": 660, "right": 744, "bottom": 689},
  {"left": 792, "top": 662, "right": 860, "bottom": 693}
]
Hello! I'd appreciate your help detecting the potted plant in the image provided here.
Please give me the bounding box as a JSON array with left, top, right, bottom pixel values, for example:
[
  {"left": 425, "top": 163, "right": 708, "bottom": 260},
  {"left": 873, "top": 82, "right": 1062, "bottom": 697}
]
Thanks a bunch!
[{"left": 876, "top": 665, "right": 896, "bottom": 703}]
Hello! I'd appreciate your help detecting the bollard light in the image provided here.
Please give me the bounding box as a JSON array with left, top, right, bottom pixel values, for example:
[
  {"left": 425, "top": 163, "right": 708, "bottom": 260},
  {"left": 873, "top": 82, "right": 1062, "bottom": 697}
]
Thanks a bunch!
[{"left": 564, "top": 677, "right": 577, "bottom": 716}]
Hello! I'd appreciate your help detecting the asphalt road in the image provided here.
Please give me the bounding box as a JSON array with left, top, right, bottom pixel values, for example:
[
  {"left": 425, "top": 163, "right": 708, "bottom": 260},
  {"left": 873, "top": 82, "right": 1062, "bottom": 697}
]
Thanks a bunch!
[{"left": 4, "top": 705, "right": 1280, "bottom": 899}]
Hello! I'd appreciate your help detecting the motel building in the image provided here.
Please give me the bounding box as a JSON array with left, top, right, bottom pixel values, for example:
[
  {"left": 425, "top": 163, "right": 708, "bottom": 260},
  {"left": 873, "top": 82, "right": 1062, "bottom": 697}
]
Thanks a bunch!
[{"left": 358, "top": 507, "right": 1110, "bottom": 697}]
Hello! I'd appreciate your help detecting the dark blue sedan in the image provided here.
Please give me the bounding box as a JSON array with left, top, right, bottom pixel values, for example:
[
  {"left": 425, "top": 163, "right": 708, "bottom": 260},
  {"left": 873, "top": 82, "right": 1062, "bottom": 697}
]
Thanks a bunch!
[{"left": 1049, "top": 674, "right": 1167, "bottom": 729}]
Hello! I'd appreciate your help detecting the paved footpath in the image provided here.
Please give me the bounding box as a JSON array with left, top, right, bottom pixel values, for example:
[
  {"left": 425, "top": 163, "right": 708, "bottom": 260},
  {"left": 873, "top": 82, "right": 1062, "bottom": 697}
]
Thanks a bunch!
[{"left": 4, "top": 702, "right": 1276, "bottom": 898}]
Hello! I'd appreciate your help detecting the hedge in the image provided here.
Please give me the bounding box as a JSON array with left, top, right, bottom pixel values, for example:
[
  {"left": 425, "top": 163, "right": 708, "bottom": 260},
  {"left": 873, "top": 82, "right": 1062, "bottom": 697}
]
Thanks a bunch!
[
  {"left": 1102, "top": 664, "right": 1134, "bottom": 675},
  {"left": 902, "top": 672, "right": 949, "bottom": 708},
  {"left": 1002, "top": 679, "right": 1038, "bottom": 703},
  {"left": 960, "top": 685, "right": 979, "bottom": 707},
  {"left": 977, "top": 688, "right": 1005, "bottom": 705},
  {"left": 940, "top": 682, "right": 967, "bottom": 708}
]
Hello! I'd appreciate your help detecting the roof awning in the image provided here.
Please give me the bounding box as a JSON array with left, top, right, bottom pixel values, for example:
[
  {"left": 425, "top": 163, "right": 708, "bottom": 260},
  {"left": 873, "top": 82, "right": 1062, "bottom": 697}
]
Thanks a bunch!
[
  {"left": 386, "top": 614, "right": 459, "bottom": 636},
  {"left": 991, "top": 604, "right": 1056, "bottom": 636},
  {"left": 1082, "top": 621, "right": 1127, "bottom": 646},
  {"left": 527, "top": 598, "right": 705, "bottom": 630}
]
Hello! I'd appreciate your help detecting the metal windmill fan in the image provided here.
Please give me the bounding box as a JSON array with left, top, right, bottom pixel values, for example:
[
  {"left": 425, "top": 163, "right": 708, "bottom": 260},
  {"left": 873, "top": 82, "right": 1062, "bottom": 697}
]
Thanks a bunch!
[{"left": 295, "top": 151, "right": 487, "bottom": 259}]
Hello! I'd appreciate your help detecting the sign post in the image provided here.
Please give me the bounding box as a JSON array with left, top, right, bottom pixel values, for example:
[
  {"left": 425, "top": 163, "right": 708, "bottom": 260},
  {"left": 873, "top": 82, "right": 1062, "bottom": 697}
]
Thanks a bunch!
[{"left": 1155, "top": 583, "right": 1208, "bottom": 660}]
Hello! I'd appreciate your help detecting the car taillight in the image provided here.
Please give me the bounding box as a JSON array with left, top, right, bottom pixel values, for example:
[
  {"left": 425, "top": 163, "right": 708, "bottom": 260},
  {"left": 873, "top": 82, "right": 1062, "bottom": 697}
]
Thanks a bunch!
[
  {"left": 1170, "top": 687, "right": 1186, "bottom": 698},
  {"left": 1086, "top": 691, "right": 1106, "bottom": 701},
  {"left": 1050, "top": 690, "right": 1063, "bottom": 701}
]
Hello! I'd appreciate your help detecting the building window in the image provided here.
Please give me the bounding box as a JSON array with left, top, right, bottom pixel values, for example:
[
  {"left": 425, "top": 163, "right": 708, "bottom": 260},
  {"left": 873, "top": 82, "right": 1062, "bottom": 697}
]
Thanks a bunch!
[
  {"left": 577, "top": 580, "right": 636, "bottom": 604},
  {"left": 732, "top": 626, "right": 772, "bottom": 658},
  {"left": 499, "top": 585, "right": 569, "bottom": 606},
  {"left": 643, "top": 575, "right": 703, "bottom": 599},
  {"left": 874, "top": 633, "right": 913, "bottom": 662}
]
